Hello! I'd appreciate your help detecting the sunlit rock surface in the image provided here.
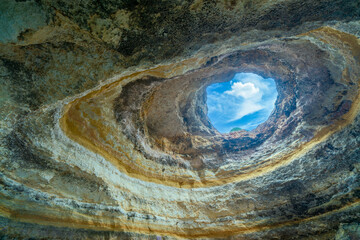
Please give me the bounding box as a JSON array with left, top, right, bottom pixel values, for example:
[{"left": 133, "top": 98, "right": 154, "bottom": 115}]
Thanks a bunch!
[{"left": 0, "top": 0, "right": 360, "bottom": 239}]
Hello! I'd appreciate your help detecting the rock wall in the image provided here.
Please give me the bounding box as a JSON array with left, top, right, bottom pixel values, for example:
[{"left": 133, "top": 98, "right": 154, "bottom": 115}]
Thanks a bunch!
[{"left": 0, "top": 0, "right": 360, "bottom": 239}]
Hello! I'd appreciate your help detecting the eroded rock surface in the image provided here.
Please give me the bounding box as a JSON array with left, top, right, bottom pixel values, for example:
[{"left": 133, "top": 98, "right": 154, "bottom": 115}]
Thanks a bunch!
[{"left": 0, "top": 0, "right": 360, "bottom": 239}]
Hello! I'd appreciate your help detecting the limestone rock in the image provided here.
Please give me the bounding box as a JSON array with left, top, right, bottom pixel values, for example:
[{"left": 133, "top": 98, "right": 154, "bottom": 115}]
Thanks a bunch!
[{"left": 0, "top": 0, "right": 360, "bottom": 239}]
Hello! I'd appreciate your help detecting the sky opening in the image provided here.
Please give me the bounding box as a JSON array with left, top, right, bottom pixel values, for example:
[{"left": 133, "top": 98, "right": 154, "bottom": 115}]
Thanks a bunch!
[{"left": 206, "top": 73, "right": 278, "bottom": 133}]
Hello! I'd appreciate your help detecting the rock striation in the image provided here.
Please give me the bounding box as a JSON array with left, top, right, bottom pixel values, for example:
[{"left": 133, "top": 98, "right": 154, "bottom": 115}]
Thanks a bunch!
[{"left": 0, "top": 0, "right": 360, "bottom": 239}]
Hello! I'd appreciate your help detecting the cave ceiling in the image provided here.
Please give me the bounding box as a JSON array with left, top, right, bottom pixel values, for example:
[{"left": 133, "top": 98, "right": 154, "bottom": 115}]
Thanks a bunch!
[{"left": 0, "top": 0, "right": 360, "bottom": 239}]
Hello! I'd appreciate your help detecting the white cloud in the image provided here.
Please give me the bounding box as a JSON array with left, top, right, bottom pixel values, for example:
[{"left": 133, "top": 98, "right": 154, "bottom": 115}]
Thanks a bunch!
[
  {"left": 225, "top": 82, "right": 261, "bottom": 99},
  {"left": 206, "top": 73, "right": 278, "bottom": 132},
  {"left": 234, "top": 73, "right": 271, "bottom": 90},
  {"left": 228, "top": 101, "right": 264, "bottom": 122},
  {"left": 224, "top": 79, "right": 266, "bottom": 122}
]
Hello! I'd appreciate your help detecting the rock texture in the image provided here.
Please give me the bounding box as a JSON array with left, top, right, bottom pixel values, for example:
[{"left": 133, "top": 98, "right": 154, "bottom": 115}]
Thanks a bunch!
[{"left": 0, "top": 0, "right": 360, "bottom": 239}]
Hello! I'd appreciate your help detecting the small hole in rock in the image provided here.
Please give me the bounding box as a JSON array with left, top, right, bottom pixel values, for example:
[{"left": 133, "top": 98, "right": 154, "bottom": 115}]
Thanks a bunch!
[{"left": 206, "top": 73, "right": 278, "bottom": 133}]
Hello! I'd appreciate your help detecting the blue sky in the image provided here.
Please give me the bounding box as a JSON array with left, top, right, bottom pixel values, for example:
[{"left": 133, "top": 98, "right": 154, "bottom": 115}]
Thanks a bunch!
[{"left": 206, "top": 73, "right": 278, "bottom": 133}]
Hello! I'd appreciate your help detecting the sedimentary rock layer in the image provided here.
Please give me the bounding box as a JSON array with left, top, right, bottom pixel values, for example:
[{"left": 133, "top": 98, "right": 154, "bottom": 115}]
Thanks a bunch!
[{"left": 1, "top": 0, "right": 360, "bottom": 239}]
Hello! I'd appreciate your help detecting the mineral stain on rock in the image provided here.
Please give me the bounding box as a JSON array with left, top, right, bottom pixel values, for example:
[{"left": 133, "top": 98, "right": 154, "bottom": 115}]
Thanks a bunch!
[{"left": 0, "top": 0, "right": 360, "bottom": 239}]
